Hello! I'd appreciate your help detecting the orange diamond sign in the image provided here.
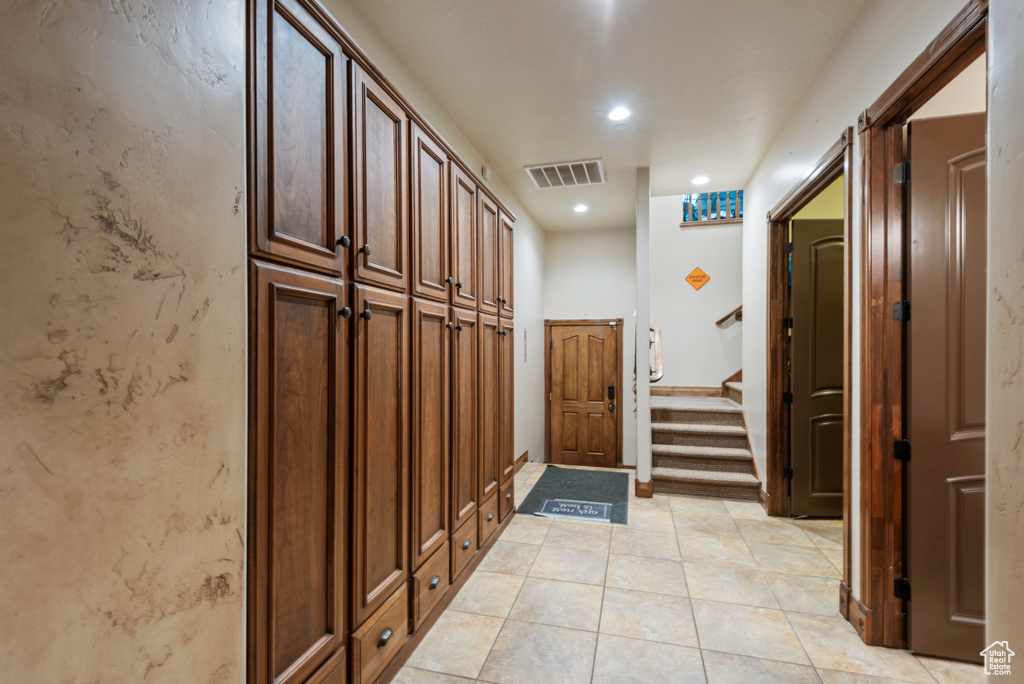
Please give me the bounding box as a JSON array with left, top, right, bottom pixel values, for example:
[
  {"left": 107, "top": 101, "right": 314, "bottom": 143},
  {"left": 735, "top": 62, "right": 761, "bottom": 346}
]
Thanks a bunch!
[{"left": 685, "top": 267, "right": 710, "bottom": 290}]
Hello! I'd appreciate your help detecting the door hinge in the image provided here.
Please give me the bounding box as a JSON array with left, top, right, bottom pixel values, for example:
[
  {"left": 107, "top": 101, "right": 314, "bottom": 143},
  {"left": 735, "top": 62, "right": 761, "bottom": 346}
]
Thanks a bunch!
[
  {"left": 782, "top": 391, "right": 794, "bottom": 404},
  {"left": 783, "top": 466, "right": 794, "bottom": 479},
  {"left": 893, "top": 301, "right": 911, "bottom": 322},
  {"left": 894, "top": 439, "right": 911, "bottom": 462},
  {"left": 894, "top": 577, "right": 911, "bottom": 601},
  {"left": 894, "top": 162, "right": 910, "bottom": 184},
  {"left": 782, "top": 317, "right": 794, "bottom": 330},
  {"left": 784, "top": 242, "right": 794, "bottom": 255}
]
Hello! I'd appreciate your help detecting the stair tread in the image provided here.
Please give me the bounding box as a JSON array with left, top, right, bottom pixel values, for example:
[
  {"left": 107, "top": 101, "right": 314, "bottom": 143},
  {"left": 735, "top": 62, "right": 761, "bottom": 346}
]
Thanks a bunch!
[
  {"left": 651, "top": 422, "right": 747, "bottom": 435},
  {"left": 651, "top": 466, "right": 760, "bottom": 486},
  {"left": 652, "top": 444, "right": 752, "bottom": 460},
  {"left": 650, "top": 397, "right": 742, "bottom": 412},
  {"left": 724, "top": 382, "right": 743, "bottom": 390}
]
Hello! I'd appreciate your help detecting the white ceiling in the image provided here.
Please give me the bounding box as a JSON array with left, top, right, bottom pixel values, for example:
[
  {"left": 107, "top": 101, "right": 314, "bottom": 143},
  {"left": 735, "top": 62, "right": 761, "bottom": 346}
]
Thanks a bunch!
[{"left": 348, "top": 0, "right": 869, "bottom": 231}]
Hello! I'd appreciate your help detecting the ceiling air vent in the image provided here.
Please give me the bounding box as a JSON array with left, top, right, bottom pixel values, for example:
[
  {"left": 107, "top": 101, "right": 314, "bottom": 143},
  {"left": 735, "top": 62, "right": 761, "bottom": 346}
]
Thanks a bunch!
[{"left": 525, "top": 159, "right": 606, "bottom": 189}]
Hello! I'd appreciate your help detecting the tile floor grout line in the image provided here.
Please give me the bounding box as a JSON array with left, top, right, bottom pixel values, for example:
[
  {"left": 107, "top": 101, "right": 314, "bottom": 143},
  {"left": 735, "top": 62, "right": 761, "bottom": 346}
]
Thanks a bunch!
[{"left": 665, "top": 492, "right": 712, "bottom": 684}]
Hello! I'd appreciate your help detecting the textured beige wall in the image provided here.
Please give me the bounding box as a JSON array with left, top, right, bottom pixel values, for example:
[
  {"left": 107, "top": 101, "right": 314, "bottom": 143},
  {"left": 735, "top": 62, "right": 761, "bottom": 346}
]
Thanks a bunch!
[{"left": 0, "top": 1, "right": 247, "bottom": 682}]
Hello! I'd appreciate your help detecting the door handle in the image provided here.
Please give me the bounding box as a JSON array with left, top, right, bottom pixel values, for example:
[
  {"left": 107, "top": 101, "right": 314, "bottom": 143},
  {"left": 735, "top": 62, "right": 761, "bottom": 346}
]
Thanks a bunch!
[{"left": 608, "top": 402, "right": 615, "bottom": 412}]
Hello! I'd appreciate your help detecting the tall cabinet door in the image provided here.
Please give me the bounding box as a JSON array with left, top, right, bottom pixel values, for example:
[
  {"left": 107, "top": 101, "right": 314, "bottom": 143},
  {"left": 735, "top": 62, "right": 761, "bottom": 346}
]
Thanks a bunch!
[
  {"left": 410, "top": 298, "right": 450, "bottom": 570},
  {"left": 250, "top": 261, "right": 347, "bottom": 684},
  {"left": 253, "top": 0, "right": 348, "bottom": 276},
  {"left": 498, "top": 213, "right": 514, "bottom": 319},
  {"left": 478, "top": 314, "right": 501, "bottom": 503},
  {"left": 352, "top": 284, "right": 409, "bottom": 627},
  {"left": 352, "top": 66, "right": 407, "bottom": 292},
  {"left": 478, "top": 193, "right": 499, "bottom": 315},
  {"left": 450, "top": 165, "right": 479, "bottom": 309},
  {"left": 499, "top": 321, "right": 515, "bottom": 484},
  {"left": 451, "top": 308, "right": 478, "bottom": 529},
  {"left": 410, "top": 125, "right": 449, "bottom": 302}
]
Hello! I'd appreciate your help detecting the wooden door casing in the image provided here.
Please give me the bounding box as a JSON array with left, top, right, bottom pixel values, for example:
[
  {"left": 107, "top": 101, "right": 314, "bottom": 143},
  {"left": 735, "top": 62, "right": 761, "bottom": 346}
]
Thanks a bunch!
[
  {"left": 907, "top": 113, "right": 987, "bottom": 662},
  {"left": 450, "top": 307, "right": 479, "bottom": 529},
  {"left": 250, "top": 260, "right": 347, "bottom": 684},
  {"left": 352, "top": 65, "right": 408, "bottom": 292},
  {"left": 499, "top": 321, "right": 515, "bottom": 483},
  {"left": 499, "top": 212, "right": 514, "bottom": 319},
  {"left": 790, "top": 219, "right": 845, "bottom": 517},
  {"left": 450, "top": 164, "right": 479, "bottom": 309},
  {"left": 410, "top": 298, "right": 450, "bottom": 570},
  {"left": 410, "top": 124, "right": 449, "bottom": 303},
  {"left": 478, "top": 314, "right": 501, "bottom": 502},
  {"left": 478, "top": 193, "right": 499, "bottom": 315},
  {"left": 253, "top": 0, "right": 348, "bottom": 276},
  {"left": 351, "top": 284, "right": 409, "bottom": 628}
]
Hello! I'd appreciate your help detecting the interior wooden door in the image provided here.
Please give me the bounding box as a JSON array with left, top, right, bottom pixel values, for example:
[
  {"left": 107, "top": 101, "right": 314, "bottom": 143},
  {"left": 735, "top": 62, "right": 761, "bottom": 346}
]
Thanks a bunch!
[
  {"left": 450, "top": 165, "right": 478, "bottom": 309},
  {"left": 548, "top": 323, "right": 618, "bottom": 468},
  {"left": 410, "top": 124, "right": 448, "bottom": 302},
  {"left": 499, "top": 320, "right": 515, "bottom": 483},
  {"left": 351, "top": 283, "right": 409, "bottom": 628},
  {"left": 907, "top": 113, "right": 986, "bottom": 662},
  {"left": 789, "top": 219, "right": 844, "bottom": 517},
  {"left": 478, "top": 193, "right": 499, "bottom": 315},
  {"left": 450, "top": 307, "right": 478, "bottom": 529},
  {"left": 253, "top": 0, "right": 348, "bottom": 276},
  {"left": 410, "top": 298, "right": 450, "bottom": 570},
  {"left": 478, "top": 314, "right": 500, "bottom": 503},
  {"left": 499, "top": 213, "right": 514, "bottom": 319},
  {"left": 352, "top": 65, "right": 407, "bottom": 292},
  {"left": 250, "top": 260, "right": 347, "bottom": 684}
]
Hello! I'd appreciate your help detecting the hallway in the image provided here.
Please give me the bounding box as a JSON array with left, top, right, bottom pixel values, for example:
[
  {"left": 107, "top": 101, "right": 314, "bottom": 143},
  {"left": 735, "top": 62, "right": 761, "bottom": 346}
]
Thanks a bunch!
[{"left": 397, "top": 464, "right": 982, "bottom": 683}]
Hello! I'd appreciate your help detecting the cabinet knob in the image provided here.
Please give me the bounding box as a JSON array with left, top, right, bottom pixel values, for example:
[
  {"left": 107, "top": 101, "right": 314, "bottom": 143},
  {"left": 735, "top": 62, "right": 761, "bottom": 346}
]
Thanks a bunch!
[
  {"left": 361, "top": 309, "right": 372, "bottom": 320},
  {"left": 360, "top": 244, "right": 372, "bottom": 256},
  {"left": 337, "top": 235, "right": 351, "bottom": 248},
  {"left": 462, "top": 539, "right": 471, "bottom": 550},
  {"left": 377, "top": 627, "right": 393, "bottom": 649},
  {"left": 487, "top": 513, "right": 494, "bottom": 521},
  {"left": 447, "top": 322, "right": 453, "bottom": 330},
  {"left": 339, "top": 306, "right": 353, "bottom": 319},
  {"left": 446, "top": 276, "right": 454, "bottom": 285},
  {"left": 455, "top": 280, "right": 463, "bottom": 288},
  {"left": 456, "top": 323, "right": 463, "bottom": 331},
  {"left": 497, "top": 296, "right": 505, "bottom": 303},
  {"left": 506, "top": 492, "right": 512, "bottom": 500},
  {"left": 429, "top": 575, "right": 441, "bottom": 590}
]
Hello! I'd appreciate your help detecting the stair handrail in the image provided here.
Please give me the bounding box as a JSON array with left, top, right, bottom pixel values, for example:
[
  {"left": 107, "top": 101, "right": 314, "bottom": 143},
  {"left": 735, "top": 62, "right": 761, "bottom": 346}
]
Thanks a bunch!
[
  {"left": 650, "top": 326, "right": 664, "bottom": 383},
  {"left": 715, "top": 305, "right": 743, "bottom": 327}
]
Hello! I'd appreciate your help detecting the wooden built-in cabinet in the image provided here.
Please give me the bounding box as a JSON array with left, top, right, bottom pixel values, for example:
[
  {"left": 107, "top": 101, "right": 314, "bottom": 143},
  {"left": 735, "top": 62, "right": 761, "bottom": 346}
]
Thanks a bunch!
[
  {"left": 249, "top": 261, "right": 348, "bottom": 684},
  {"left": 353, "top": 66, "right": 408, "bottom": 292},
  {"left": 249, "top": 1, "right": 516, "bottom": 680}
]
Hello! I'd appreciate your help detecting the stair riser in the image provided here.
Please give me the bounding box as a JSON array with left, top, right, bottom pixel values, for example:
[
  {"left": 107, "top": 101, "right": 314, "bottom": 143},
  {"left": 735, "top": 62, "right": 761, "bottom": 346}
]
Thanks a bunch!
[
  {"left": 650, "top": 408, "right": 743, "bottom": 427},
  {"left": 652, "top": 432, "right": 748, "bottom": 449},
  {"left": 652, "top": 479, "right": 760, "bottom": 501},
  {"left": 653, "top": 454, "right": 753, "bottom": 474},
  {"left": 726, "top": 387, "right": 743, "bottom": 404}
]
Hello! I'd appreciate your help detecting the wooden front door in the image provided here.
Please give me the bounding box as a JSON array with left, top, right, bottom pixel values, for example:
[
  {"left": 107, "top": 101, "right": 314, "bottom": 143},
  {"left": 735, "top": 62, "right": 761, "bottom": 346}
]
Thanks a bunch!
[
  {"left": 789, "top": 219, "right": 844, "bottom": 517},
  {"left": 907, "top": 113, "right": 986, "bottom": 662},
  {"left": 548, "top": 322, "right": 619, "bottom": 468}
]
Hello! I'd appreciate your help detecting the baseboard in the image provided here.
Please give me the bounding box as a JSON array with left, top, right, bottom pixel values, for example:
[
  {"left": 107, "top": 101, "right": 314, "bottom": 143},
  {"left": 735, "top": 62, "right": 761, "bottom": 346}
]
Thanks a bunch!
[
  {"left": 758, "top": 488, "right": 769, "bottom": 511},
  {"left": 843, "top": 584, "right": 872, "bottom": 645},
  {"left": 616, "top": 463, "right": 636, "bottom": 470},
  {"left": 514, "top": 450, "right": 528, "bottom": 473},
  {"left": 635, "top": 480, "right": 653, "bottom": 498},
  {"left": 839, "top": 581, "right": 851, "bottom": 619},
  {"left": 651, "top": 386, "right": 722, "bottom": 397}
]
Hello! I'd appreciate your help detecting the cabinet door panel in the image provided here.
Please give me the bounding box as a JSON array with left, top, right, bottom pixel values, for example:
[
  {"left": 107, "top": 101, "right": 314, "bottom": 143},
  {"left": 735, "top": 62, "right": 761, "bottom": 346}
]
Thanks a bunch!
[
  {"left": 499, "top": 213, "right": 515, "bottom": 319},
  {"left": 411, "top": 125, "right": 449, "bottom": 302},
  {"left": 450, "top": 165, "right": 478, "bottom": 309},
  {"left": 499, "top": 321, "right": 515, "bottom": 484},
  {"left": 451, "top": 308, "right": 478, "bottom": 529},
  {"left": 410, "top": 298, "right": 450, "bottom": 569},
  {"left": 353, "top": 67, "right": 407, "bottom": 291},
  {"left": 250, "top": 260, "right": 346, "bottom": 684},
  {"left": 352, "top": 284, "right": 409, "bottom": 627},
  {"left": 254, "top": 0, "right": 347, "bottom": 275},
  {"left": 478, "top": 193, "right": 499, "bottom": 314},
  {"left": 478, "top": 314, "right": 500, "bottom": 502}
]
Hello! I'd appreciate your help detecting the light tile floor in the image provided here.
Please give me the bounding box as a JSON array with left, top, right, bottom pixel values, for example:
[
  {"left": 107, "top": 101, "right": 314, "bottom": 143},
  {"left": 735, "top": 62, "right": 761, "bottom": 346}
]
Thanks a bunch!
[{"left": 397, "top": 463, "right": 984, "bottom": 684}]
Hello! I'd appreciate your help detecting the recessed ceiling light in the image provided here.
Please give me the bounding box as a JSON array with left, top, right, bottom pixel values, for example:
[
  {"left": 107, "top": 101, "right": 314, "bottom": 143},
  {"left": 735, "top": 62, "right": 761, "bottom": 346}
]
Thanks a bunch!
[
  {"left": 574, "top": 204, "right": 589, "bottom": 213},
  {"left": 608, "top": 107, "right": 631, "bottom": 121},
  {"left": 692, "top": 175, "right": 710, "bottom": 185}
]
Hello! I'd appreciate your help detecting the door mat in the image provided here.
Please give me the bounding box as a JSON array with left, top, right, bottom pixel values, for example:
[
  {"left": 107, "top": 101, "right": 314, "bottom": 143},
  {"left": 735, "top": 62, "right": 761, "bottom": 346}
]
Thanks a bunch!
[
  {"left": 535, "top": 499, "right": 613, "bottom": 522},
  {"left": 518, "top": 465, "right": 629, "bottom": 524}
]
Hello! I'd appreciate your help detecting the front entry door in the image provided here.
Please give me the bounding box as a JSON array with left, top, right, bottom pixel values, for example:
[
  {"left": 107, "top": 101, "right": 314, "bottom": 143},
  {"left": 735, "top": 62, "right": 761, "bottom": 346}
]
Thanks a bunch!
[
  {"left": 549, "top": 322, "right": 619, "bottom": 468},
  {"left": 790, "top": 219, "right": 844, "bottom": 517},
  {"left": 907, "top": 113, "right": 986, "bottom": 662}
]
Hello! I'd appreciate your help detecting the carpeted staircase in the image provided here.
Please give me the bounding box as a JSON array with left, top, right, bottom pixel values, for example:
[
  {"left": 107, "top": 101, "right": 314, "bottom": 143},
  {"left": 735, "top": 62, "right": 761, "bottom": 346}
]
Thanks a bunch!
[
  {"left": 724, "top": 381, "right": 743, "bottom": 404},
  {"left": 650, "top": 396, "right": 760, "bottom": 500}
]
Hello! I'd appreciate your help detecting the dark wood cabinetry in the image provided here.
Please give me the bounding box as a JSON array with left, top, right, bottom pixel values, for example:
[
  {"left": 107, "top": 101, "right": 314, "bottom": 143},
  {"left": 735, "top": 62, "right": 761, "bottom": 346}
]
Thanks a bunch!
[
  {"left": 478, "top": 193, "right": 500, "bottom": 315},
  {"left": 478, "top": 314, "right": 501, "bottom": 504},
  {"left": 410, "top": 125, "right": 449, "bottom": 302},
  {"left": 450, "top": 164, "right": 479, "bottom": 310},
  {"left": 499, "top": 213, "right": 514, "bottom": 319},
  {"left": 353, "top": 66, "right": 407, "bottom": 292},
  {"left": 351, "top": 284, "right": 409, "bottom": 628},
  {"left": 450, "top": 307, "right": 479, "bottom": 530},
  {"left": 249, "top": 261, "right": 348, "bottom": 684},
  {"left": 499, "top": 321, "right": 515, "bottom": 484}
]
